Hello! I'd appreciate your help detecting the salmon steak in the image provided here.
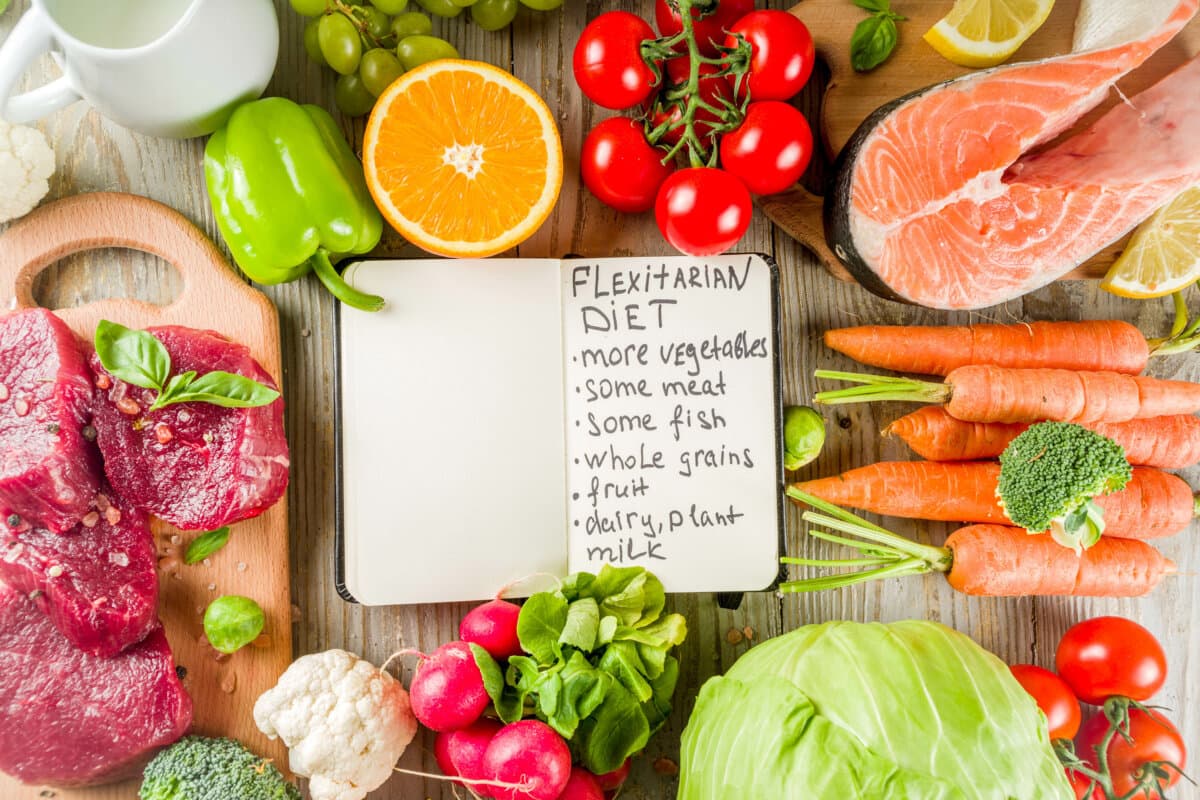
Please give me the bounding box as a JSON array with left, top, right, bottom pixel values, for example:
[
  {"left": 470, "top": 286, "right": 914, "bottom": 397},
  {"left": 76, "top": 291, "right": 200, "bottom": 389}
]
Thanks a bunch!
[{"left": 826, "top": 0, "right": 1200, "bottom": 310}]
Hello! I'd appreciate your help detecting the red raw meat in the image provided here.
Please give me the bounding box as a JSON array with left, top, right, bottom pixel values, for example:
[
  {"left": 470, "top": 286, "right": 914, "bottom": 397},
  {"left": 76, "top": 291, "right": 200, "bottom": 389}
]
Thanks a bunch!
[
  {"left": 0, "top": 308, "right": 100, "bottom": 532},
  {"left": 0, "top": 580, "right": 192, "bottom": 787},
  {"left": 0, "top": 487, "right": 157, "bottom": 657},
  {"left": 90, "top": 326, "right": 289, "bottom": 531}
]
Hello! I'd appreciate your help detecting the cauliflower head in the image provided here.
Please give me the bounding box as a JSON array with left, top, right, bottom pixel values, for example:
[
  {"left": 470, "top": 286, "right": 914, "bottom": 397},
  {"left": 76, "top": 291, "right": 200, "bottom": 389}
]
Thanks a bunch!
[
  {"left": 0, "top": 119, "right": 54, "bottom": 224},
  {"left": 254, "top": 649, "right": 417, "bottom": 800}
]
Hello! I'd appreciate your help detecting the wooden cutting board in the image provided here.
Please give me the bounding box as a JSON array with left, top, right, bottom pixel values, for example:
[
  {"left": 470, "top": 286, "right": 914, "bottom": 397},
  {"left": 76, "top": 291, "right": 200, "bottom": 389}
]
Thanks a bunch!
[
  {"left": 0, "top": 193, "right": 292, "bottom": 798},
  {"left": 760, "top": 0, "right": 1200, "bottom": 283}
]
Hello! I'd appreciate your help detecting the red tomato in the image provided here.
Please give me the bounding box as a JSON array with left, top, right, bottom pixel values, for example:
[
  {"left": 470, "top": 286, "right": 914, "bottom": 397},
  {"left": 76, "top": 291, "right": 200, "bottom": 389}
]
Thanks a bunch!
[
  {"left": 654, "top": 0, "right": 755, "bottom": 56},
  {"left": 1055, "top": 617, "right": 1167, "bottom": 705},
  {"left": 581, "top": 117, "right": 675, "bottom": 214},
  {"left": 646, "top": 58, "right": 734, "bottom": 147},
  {"left": 725, "top": 10, "right": 815, "bottom": 101},
  {"left": 1078, "top": 708, "right": 1186, "bottom": 795},
  {"left": 574, "top": 12, "right": 660, "bottom": 110},
  {"left": 1008, "top": 664, "right": 1082, "bottom": 740},
  {"left": 654, "top": 167, "right": 751, "bottom": 256},
  {"left": 1066, "top": 768, "right": 1102, "bottom": 800},
  {"left": 718, "top": 100, "right": 812, "bottom": 195}
]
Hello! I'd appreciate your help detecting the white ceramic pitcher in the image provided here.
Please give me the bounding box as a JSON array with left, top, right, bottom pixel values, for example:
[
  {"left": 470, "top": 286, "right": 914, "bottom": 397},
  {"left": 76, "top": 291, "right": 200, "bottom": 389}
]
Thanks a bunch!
[{"left": 0, "top": 0, "right": 278, "bottom": 138}]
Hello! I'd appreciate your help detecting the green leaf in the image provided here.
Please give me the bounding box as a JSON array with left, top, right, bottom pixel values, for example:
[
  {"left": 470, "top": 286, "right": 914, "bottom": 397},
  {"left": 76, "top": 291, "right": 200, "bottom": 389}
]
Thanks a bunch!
[
  {"left": 852, "top": 0, "right": 890, "bottom": 12},
  {"left": 561, "top": 571, "right": 595, "bottom": 601},
  {"left": 470, "top": 643, "right": 505, "bottom": 705},
  {"left": 598, "top": 615, "right": 619, "bottom": 646},
  {"left": 642, "top": 655, "right": 679, "bottom": 732},
  {"left": 635, "top": 572, "right": 666, "bottom": 628},
  {"left": 94, "top": 320, "right": 171, "bottom": 391},
  {"left": 152, "top": 370, "right": 280, "bottom": 411},
  {"left": 637, "top": 642, "right": 669, "bottom": 680},
  {"left": 599, "top": 571, "right": 651, "bottom": 627},
  {"left": 579, "top": 681, "right": 651, "bottom": 776},
  {"left": 184, "top": 527, "right": 231, "bottom": 564},
  {"left": 543, "top": 651, "right": 612, "bottom": 740},
  {"left": 497, "top": 654, "right": 541, "bottom": 723},
  {"left": 535, "top": 671, "right": 564, "bottom": 721},
  {"left": 157, "top": 371, "right": 198, "bottom": 406},
  {"left": 587, "top": 565, "right": 646, "bottom": 601},
  {"left": 517, "top": 592, "right": 569, "bottom": 664},
  {"left": 850, "top": 14, "right": 899, "bottom": 72},
  {"left": 0, "top": 1, "right": 12, "bottom": 17},
  {"left": 560, "top": 597, "right": 600, "bottom": 652},
  {"left": 599, "top": 642, "right": 654, "bottom": 703},
  {"left": 614, "top": 614, "right": 688, "bottom": 649}
]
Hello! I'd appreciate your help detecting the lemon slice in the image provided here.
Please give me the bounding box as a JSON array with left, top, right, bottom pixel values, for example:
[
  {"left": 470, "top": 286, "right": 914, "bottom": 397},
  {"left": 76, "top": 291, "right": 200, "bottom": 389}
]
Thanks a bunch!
[
  {"left": 924, "top": 0, "right": 1055, "bottom": 68},
  {"left": 1102, "top": 186, "right": 1200, "bottom": 299}
]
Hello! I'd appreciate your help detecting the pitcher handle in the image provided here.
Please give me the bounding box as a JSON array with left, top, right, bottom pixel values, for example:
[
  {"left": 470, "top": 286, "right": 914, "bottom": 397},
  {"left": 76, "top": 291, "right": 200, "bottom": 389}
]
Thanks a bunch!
[{"left": 0, "top": 6, "right": 81, "bottom": 124}]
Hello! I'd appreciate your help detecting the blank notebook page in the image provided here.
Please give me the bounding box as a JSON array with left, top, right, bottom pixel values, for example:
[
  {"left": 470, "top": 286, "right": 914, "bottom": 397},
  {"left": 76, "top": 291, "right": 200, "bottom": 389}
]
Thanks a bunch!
[{"left": 340, "top": 259, "right": 567, "bottom": 605}]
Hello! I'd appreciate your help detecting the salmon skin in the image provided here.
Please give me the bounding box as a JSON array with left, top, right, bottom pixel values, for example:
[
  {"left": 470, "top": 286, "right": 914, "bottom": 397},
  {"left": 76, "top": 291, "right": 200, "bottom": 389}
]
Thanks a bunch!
[{"left": 825, "top": 0, "right": 1200, "bottom": 310}]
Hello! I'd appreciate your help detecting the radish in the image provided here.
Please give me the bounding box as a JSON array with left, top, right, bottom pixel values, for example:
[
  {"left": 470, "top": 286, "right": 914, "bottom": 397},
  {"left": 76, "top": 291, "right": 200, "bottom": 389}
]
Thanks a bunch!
[
  {"left": 482, "top": 720, "right": 572, "bottom": 800},
  {"left": 434, "top": 718, "right": 503, "bottom": 787},
  {"left": 409, "top": 640, "right": 491, "bottom": 731},
  {"left": 557, "top": 768, "right": 604, "bottom": 800},
  {"left": 593, "top": 759, "right": 630, "bottom": 792},
  {"left": 460, "top": 597, "right": 523, "bottom": 660}
]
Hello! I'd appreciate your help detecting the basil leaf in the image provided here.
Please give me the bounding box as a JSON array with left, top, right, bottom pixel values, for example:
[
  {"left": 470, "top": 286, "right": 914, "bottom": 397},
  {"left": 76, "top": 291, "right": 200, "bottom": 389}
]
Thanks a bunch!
[
  {"left": 154, "top": 371, "right": 198, "bottom": 409},
  {"left": 851, "top": 13, "right": 900, "bottom": 72},
  {"left": 94, "top": 320, "right": 171, "bottom": 391},
  {"left": 852, "top": 0, "right": 889, "bottom": 11},
  {"left": 184, "top": 526, "right": 231, "bottom": 564},
  {"left": 560, "top": 597, "right": 600, "bottom": 652},
  {"left": 517, "top": 592, "right": 568, "bottom": 664},
  {"left": 578, "top": 681, "right": 651, "bottom": 776},
  {"left": 157, "top": 370, "right": 280, "bottom": 410}
]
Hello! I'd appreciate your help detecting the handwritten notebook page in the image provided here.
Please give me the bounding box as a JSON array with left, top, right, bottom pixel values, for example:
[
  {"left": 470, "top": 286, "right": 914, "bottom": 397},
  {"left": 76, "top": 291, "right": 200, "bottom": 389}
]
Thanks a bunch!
[
  {"left": 340, "top": 259, "right": 568, "bottom": 605},
  {"left": 561, "top": 255, "right": 780, "bottom": 592}
]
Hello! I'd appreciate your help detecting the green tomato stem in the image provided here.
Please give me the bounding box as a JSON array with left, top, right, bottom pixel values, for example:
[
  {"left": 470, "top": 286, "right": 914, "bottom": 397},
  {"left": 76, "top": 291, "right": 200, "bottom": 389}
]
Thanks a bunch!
[{"left": 310, "top": 248, "right": 386, "bottom": 312}]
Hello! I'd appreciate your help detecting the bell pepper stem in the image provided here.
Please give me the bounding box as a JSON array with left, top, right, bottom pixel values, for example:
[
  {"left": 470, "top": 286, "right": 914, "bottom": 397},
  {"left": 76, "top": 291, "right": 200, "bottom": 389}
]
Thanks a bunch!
[{"left": 310, "top": 248, "right": 385, "bottom": 312}]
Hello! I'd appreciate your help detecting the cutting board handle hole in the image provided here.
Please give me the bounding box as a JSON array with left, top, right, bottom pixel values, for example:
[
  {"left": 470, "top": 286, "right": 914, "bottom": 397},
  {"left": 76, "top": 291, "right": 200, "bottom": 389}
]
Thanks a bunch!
[{"left": 31, "top": 248, "right": 183, "bottom": 311}]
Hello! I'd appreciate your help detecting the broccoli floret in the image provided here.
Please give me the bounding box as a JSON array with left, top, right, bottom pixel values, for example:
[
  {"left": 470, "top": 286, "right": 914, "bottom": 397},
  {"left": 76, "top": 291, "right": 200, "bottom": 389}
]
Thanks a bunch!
[
  {"left": 997, "top": 421, "right": 1133, "bottom": 551},
  {"left": 140, "top": 736, "right": 301, "bottom": 800}
]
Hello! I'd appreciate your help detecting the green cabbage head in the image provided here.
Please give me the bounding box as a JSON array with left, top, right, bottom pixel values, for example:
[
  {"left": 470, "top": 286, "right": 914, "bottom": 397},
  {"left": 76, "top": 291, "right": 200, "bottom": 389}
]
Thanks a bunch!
[{"left": 678, "top": 620, "right": 1072, "bottom": 800}]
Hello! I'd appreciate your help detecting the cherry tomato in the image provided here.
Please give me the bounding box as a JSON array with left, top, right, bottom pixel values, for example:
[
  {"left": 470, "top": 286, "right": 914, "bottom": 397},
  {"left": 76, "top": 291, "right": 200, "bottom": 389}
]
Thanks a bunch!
[
  {"left": 725, "top": 10, "right": 815, "bottom": 101},
  {"left": 1078, "top": 708, "right": 1186, "bottom": 796},
  {"left": 573, "top": 12, "right": 660, "bottom": 110},
  {"left": 646, "top": 58, "right": 734, "bottom": 147},
  {"left": 1066, "top": 768, "right": 1102, "bottom": 800},
  {"left": 1055, "top": 617, "right": 1167, "bottom": 705},
  {"left": 718, "top": 100, "right": 812, "bottom": 196},
  {"left": 654, "top": 0, "right": 754, "bottom": 56},
  {"left": 581, "top": 117, "right": 675, "bottom": 214},
  {"left": 654, "top": 167, "right": 751, "bottom": 256},
  {"left": 1008, "top": 664, "right": 1082, "bottom": 740}
]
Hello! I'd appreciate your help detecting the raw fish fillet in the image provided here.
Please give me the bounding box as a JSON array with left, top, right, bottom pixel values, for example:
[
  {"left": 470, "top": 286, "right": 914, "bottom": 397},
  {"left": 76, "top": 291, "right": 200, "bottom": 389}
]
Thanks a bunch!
[{"left": 826, "top": 0, "right": 1200, "bottom": 309}]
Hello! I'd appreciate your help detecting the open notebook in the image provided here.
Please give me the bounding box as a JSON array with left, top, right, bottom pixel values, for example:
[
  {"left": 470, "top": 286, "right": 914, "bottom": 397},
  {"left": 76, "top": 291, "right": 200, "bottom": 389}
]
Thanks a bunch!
[{"left": 335, "top": 254, "right": 784, "bottom": 605}]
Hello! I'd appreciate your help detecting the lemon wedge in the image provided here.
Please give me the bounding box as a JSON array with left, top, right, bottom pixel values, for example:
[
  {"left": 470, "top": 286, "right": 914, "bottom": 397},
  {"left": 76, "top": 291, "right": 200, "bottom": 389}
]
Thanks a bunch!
[
  {"left": 1102, "top": 186, "right": 1200, "bottom": 299},
  {"left": 924, "top": 0, "right": 1055, "bottom": 68}
]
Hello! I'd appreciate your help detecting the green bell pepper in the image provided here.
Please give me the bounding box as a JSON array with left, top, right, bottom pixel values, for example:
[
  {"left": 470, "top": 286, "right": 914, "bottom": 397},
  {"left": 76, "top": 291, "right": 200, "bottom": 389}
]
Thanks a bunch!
[{"left": 204, "top": 97, "right": 385, "bottom": 311}]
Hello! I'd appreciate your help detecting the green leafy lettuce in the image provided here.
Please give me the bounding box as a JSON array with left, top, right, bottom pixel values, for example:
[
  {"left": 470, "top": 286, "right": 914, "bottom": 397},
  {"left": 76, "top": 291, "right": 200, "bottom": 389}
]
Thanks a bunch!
[
  {"left": 471, "top": 566, "right": 686, "bottom": 775},
  {"left": 678, "top": 620, "right": 1073, "bottom": 800}
]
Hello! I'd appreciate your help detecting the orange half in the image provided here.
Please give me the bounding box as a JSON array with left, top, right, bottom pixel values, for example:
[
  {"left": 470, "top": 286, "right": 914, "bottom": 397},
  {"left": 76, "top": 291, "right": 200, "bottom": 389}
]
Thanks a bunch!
[{"left": 363, "top": 59, "right": 564, "bottom": 258}]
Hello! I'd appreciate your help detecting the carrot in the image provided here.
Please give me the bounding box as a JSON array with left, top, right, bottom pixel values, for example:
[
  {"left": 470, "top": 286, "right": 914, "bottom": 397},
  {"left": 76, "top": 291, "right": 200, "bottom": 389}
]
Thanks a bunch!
[
  {"left": 825, "top": 321, "right": 1150, "bottom": 376},
  {"left": 886, "top": 408, "right": 1200, "bottom": 469},
  {"left": 815, "top": 366, "right": 1200, "bottom": 424},
  {"left": 790, "top": 462, "right": 1197, "bottom": 540},
  {"left": 779, "top": 490, "right": 1175, "bottom": 598}
]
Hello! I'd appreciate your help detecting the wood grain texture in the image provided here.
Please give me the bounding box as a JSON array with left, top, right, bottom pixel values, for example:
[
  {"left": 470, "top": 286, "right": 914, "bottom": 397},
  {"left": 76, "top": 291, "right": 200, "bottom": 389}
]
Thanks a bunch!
[
  {"left": 0, "top": 2, "right": 1196, "bottom": 799},
  {"left": 761, "top": 0, "right": 1200, "bottom": 283},
  {"left": 0, "top": 193, "right": 292, "bottom": 800}
]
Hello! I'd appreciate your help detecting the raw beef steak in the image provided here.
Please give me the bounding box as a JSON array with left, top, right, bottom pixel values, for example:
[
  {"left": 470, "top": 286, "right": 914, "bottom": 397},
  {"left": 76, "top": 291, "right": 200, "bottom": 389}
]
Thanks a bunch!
[
  {"left": 90, "top": 326, "right": 289, "bottom": 531},
  {"left": 0, "top": 308, "right": 100, "bottom": 532},
  {"left": 0, "top": 581, "right": 192, "bottom": 787},
  {"left": 0, "top": 487, "right": 157, "bottom": 657}
]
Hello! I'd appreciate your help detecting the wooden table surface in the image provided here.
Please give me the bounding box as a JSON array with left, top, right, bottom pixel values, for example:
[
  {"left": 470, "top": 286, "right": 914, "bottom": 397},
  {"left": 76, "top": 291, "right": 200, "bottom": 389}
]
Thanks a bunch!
[{"left": 2, "top": 1, "right": 1197, "bottom": 798}]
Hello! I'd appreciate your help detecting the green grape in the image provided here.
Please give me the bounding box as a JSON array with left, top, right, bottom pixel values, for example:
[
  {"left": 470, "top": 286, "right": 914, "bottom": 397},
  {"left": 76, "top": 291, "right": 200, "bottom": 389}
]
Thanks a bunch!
[
  {"left": 517, "top": 0, "right": 562, "bottom": 8},
  {"left": 370, "top": 0, "right": 409, "bottom": 12},
  {"left": 360, "top": 48, "right": 405, "bottom": 97},
  {"left": 415, "top": 0, "right": 464, "bottom": 18},
  {"left": 390, "top": 11, "right": 433, "bottom": 38},
  {"left": 319, "top": 12, "right": 363, "bottom": 75},
  {"left": 449, "top": 0, "right": 478, "bottom": 6},
  {"left": 470, "top": 0, "right": 517, "bottom": 30},
  {"left": 360, "top": 6, "right": 392, "bottom": 42},
  {"left": 289, "top": 0, "right": 328, "bottom": 16},
  {"left": 397, "top": 35, "right": 459, "bottom": 71},
  {"left": 303, "top": 18, "right": 328, "bottom": 66},
  {"left": 335, "top": 72, "right": 377, "bottom": 116}
]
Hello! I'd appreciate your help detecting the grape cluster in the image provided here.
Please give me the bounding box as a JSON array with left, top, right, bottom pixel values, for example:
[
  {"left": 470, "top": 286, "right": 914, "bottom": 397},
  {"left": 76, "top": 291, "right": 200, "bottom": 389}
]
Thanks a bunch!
[{"left": 290, "top": 0, "right": 564, "bottom": 117}]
